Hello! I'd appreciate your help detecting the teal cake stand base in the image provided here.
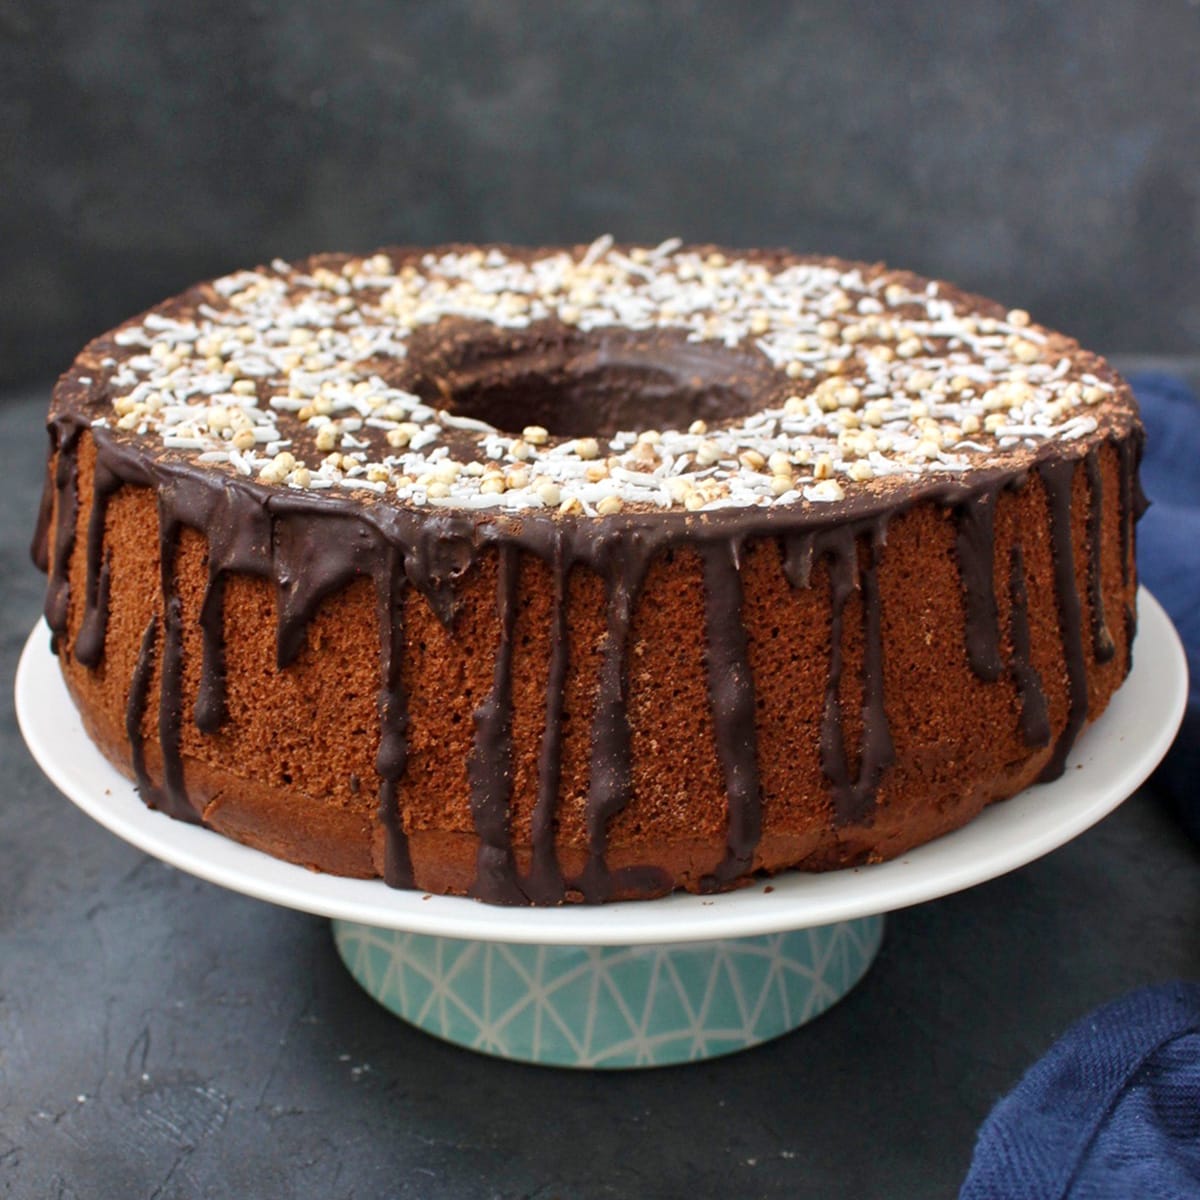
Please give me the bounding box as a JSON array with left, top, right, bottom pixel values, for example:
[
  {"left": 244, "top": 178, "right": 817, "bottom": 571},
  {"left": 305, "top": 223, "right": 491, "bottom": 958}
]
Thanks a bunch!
[{"left": 332, "top": 916, "right": 884, "bottom": 1068}]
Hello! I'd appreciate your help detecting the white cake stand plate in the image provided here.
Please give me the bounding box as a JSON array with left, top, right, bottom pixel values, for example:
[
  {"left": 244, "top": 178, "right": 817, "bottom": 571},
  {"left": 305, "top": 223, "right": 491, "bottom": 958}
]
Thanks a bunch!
[{"left": 17, "top": 589, "right": 1187, "bottom": 1068}]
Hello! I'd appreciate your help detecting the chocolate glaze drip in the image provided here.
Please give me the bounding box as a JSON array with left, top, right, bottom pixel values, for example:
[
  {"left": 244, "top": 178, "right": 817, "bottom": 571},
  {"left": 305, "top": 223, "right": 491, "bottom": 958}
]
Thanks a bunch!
[
  {"left": 572, "top": 533, "right": 671, "bottom": 902},
  {"left": 816, "top": 530, "right": 858, "bottom": 821},
  {"left": 404, "top": 528, "right": 477, "bottom": 630},
  {"left": 44, "top": 421, "right": 82, "bottom": 642},
  {"left": 192, "top": 485, "right": 272, "bottom": 733},
  {"left": 1116, "top": 438, "right": 1135, "bottom": 590},
  {"left": 955, "top": 491, "right": 1004, "bottom": 682},
  {"left": 1084, "top": 452, "right": 1116, "bottom": 664},
  {"left": 1115, "top": 428, "right": 1150, "bottom": 661},
  {"left": 34, "top": 393, "right": 1145, "bottom": 903},
  {"left": 523, "top": 539, "right": 570, "bottom": 904},
  {"left": 853, "top": 531, "right": 894, "bottom": 823},
  {"left": 154, "top": 500, "right": 201, "bottom": 824},
  {"left": 467, "top": 544, "right": 526, "bottom": 903},
  {"left": 780, "top": 532, "right": 815, "bottom": 590},
  {"left": 1007, "top": 543, "right": 1051, "bottom": 748},
  {"left": 275, "top": 510, "right": 383, "bottom": 668},
  {"left": 376, "top": 546, "right": 414, "bottom": 889},
  {"left": 784, "top": 524, "right": 894, "bottom": 828},
  {"left": 1036, "top": 458, "right": 1089, "bottom": 782},
  {"left": 126, "top": 617, "right": 160, "bottom": 804},
  {"left": 74, "top": 552, "right": 112, "bottom": 671},
  {"left": 820, "top": 528, "right": 894, "bottom": 826},
  {"left": 700, "top": 539, "right": 763, "bottom": 890},
  {"left": 74, "top": 459, "right": 122, "bottom": 669}
]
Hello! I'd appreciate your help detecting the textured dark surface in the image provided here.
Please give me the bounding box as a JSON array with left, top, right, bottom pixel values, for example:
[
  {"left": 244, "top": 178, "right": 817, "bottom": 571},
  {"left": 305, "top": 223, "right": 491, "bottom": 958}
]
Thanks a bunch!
[
  {"left": 2, "top": 369, "right": 1199, "bottom": 1198},
  {"left": 2, "top": 0, "right": 1200, "bottom": 387}
]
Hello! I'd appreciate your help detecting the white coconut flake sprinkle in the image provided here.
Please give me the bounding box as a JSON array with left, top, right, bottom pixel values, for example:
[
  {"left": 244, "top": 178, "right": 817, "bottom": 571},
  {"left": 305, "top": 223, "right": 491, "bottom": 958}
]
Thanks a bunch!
[{"left": 93, "top": 240, "right": 1123, "bottom": 513}]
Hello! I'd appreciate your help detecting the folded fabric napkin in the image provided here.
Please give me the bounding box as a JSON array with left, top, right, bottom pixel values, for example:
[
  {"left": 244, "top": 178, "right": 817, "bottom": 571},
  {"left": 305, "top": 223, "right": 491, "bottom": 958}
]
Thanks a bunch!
[
  {"left": 1126, "top": 372, "right": 1200, "bottom": 838},
  {"left": 961, "top": 374, "right": 1199, "bottom": 1196},
  {"left": 961, "top": 983, "right": 1200, "bottom": 1198}
]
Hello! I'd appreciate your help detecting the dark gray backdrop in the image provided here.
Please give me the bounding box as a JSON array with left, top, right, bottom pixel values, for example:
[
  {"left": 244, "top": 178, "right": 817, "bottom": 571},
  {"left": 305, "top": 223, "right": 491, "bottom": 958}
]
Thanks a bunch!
[{"left": 2, "top": 0, "right": 1198, "bottom": 388}]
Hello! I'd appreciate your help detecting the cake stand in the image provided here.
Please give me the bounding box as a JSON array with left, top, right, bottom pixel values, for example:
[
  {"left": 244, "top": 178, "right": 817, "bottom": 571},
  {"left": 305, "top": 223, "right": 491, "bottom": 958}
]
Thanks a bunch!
[{"left": 16, "top": 589, "right": 1187, "bottom": 1069}]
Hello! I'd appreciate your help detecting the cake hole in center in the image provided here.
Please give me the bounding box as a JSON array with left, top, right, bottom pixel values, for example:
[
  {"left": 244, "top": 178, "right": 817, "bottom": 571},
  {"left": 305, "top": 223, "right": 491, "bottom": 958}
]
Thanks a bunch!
[{"left": 422, "top": 331, "right": 772, "bottom": 438}]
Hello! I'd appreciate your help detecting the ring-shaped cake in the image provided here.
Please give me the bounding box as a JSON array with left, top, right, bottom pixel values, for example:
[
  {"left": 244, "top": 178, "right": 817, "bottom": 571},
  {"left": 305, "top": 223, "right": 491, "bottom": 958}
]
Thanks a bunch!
[{"left": 32, "top": 238, "right": 1145, "bottom": 903}]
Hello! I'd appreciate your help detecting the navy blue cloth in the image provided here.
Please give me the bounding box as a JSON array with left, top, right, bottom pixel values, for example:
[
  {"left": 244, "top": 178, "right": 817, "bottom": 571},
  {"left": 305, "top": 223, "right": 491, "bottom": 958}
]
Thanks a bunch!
[
  {"left": 961, "top": 984, "right": 1200, "bottom": 1199},
  {"left": 1126, "top": 373, "right": 1200, "bottom": 839}
]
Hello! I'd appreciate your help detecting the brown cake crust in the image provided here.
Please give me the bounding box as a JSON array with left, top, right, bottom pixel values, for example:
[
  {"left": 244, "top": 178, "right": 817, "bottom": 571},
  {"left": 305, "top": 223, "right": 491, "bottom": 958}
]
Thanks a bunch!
[{"left": 33, "top": 242, "right": 1144, "bottom": 903}]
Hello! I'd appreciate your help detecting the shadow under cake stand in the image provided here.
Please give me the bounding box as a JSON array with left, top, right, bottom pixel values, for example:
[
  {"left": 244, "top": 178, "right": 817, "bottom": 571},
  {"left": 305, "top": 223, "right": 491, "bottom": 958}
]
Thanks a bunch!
[{"left": 16, "top": 588, "right": 1187, "bottom": 1069}]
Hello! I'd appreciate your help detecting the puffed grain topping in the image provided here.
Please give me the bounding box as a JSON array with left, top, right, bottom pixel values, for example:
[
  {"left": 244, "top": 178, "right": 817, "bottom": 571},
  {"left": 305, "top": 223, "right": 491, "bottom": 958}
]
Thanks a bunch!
[{"left": 91, "top": 236, "right": 1117, "bottom": 515}]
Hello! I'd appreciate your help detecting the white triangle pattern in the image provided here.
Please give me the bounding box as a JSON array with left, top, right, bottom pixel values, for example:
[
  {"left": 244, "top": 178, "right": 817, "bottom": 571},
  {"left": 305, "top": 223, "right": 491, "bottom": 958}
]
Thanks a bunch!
[{"left": 334, "top": 916, "right": 884, "bottom": 1068}]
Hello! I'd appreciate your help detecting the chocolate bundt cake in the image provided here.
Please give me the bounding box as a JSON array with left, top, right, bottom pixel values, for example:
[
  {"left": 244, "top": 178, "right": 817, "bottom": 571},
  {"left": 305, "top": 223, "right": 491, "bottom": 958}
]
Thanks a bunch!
[{"left": 32, "top": 238, "right": 1146, "bottom": 904}]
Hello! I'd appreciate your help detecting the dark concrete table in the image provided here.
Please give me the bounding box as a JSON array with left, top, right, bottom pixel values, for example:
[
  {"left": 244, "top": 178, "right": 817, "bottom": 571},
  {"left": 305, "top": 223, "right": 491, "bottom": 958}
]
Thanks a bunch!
[{"left": 2, "top": 376, "right": 1197, "bottom": 1200}]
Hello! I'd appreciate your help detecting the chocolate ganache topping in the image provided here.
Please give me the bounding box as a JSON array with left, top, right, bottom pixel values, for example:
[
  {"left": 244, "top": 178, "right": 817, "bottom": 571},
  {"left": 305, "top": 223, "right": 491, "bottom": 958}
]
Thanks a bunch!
[{"left": 34, "top": 238, "right": 1146, "bottom": 904}]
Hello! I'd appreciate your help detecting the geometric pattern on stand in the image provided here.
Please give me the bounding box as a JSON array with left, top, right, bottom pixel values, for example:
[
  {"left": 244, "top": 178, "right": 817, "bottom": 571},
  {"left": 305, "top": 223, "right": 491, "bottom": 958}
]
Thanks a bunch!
[{"left": 333, "top": 916, "right": 884, "bottom": 1068}]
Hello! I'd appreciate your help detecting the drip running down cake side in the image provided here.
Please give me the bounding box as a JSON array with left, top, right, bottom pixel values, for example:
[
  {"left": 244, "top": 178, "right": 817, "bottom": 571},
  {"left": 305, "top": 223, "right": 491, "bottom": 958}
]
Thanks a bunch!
[{"left": 31, "top": 239, "right": 1146, "bottom": 905}]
